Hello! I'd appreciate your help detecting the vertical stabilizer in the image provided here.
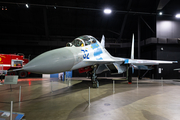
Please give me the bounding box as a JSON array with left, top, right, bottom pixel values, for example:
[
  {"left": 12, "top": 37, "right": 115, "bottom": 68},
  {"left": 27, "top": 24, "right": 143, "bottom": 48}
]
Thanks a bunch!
[
  {"left": 131, "top": 34, "right": 134, "bottom": 59},
  {"left": 101, "top": 35, "right": 105, "bottom": 48}
]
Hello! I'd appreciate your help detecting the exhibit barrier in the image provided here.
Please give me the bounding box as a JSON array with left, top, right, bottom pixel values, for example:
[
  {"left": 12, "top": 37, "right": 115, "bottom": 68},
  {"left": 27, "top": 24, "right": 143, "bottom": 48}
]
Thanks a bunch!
[
  {"left": 19, "top": 86, "right": 21, "bottom": 102},
  {"left": 113, "top": 81, "right": 115, "bottom": 93},
  {"left": 0, "top": 65, "right": 3, "bottom": 74},
  {"left": 0, "top": 65, "right": 4, "bottom": 85},
  {"left": 63, "top": 71, "right": 72, "bottom": 81},
  {"left": 89, "top": 87, "right": 90, "bottom": 106},
  {"left": 51, "top": 80, "right": 53, "bottom": 93},
  {"left": 68, "top": 80, "right": 71, "bottom": 87},
  {"left": 10, "top": 101, "right": 13, "bottom": 120},
  {"left": 137, "top": 77, "right": 139, "bottom": 88}
]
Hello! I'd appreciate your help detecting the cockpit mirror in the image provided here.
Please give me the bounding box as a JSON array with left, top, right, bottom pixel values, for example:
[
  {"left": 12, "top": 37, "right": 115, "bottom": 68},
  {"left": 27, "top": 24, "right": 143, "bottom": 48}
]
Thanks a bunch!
[
  {"left": 92, "top": 39, "right": 96, "bottom": 43},
  {"left": 66, "top": 42, "right": 72, "bottom": 47}
]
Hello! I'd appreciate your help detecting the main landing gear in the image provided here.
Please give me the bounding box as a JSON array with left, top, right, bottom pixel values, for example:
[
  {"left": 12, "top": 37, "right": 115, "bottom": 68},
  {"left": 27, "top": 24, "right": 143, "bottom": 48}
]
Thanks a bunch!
[
  {"left": 126, "top": 65, "right": 132, "bottom": 84},
  {"left": 91, "top": 65, "right": 99, "bottom": 88}
]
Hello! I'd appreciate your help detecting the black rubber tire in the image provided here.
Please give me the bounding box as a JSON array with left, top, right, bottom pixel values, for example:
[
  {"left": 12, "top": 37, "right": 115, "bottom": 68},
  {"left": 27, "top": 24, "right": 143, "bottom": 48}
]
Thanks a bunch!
[
  {"left": 8, "top": 71, "right": 17, "bottom": 75},
  {"left": 92, "top": 81, "right": 99, "bottom": 88},
  {"left": 18, "top": 71, "right": 27, "bottom": 78}
]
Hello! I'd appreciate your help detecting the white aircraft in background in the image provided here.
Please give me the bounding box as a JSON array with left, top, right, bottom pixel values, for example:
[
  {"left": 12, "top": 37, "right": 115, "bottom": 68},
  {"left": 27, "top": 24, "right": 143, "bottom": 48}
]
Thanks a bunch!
[{"left": 22, "top": 34, "right": 177, "bottom": 87}]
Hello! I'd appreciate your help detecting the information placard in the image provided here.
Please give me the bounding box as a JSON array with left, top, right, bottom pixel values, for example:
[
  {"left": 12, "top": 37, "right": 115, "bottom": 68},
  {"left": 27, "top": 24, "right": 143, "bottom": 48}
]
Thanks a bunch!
[
  {"left": 4, "top": 76, "right": 18, "bottom": 84},
  {"left": 0, "top": 110, "right": 24, "bottom": 120}
]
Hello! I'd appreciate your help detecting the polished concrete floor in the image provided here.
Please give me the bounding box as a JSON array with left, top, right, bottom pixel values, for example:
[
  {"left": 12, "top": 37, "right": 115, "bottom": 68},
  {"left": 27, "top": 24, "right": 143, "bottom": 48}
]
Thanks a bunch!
[{"left": 0, "top": 77, "right": 180, "bottom": 120}]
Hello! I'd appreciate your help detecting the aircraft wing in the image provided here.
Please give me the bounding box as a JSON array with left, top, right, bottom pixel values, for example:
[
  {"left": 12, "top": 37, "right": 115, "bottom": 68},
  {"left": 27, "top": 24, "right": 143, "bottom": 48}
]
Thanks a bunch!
[
  {"left": 83, "top": 58, "right": 177, "bottom": 65},
  {"left": 83, "top": 59, "right": 124, "bottom": 64},
  {"left": 124, "top": 59, "right": 177, "bottom": 65}
]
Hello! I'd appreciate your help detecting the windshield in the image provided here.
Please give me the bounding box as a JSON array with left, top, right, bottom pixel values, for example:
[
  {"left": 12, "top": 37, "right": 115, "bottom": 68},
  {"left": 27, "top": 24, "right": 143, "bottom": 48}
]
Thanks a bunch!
[{"left": 71, "top": 35, "right": 97, "bottom": 47}]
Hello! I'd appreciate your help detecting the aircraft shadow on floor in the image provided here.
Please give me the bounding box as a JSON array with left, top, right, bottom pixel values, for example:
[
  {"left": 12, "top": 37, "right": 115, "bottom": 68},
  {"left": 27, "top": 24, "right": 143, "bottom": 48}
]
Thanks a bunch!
[
  {"left": 3, "top": 78, "right": 133, "bottom": 103},
  {"left": 0, "top": 78, "right": 173, "bottom": 104}
]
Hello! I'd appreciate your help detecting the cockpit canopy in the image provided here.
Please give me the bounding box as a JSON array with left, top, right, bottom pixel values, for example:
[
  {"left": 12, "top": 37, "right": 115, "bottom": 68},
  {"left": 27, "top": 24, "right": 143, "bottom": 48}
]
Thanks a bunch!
[{"left": 66, "top": 35, "right": 97, "bottom": 47}]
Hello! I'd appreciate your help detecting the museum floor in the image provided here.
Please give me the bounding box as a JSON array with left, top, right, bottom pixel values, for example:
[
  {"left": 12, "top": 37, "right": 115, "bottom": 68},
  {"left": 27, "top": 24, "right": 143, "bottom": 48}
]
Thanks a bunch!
[{"left": 0, "top": 77, "right": 180, "bottom": 120}]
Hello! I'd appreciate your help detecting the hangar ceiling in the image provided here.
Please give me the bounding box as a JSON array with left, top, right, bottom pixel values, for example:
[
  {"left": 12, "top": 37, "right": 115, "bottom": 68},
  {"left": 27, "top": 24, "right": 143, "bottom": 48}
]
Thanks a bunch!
[{"left": 0, "top": 0, "right": 179, "bottom": 43}]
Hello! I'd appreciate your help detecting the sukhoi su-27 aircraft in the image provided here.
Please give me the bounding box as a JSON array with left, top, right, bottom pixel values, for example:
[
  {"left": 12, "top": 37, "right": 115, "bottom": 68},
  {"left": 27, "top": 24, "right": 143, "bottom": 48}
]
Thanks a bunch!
[{"left": 22, "top": 34, "right": 177, "bottom": 87}]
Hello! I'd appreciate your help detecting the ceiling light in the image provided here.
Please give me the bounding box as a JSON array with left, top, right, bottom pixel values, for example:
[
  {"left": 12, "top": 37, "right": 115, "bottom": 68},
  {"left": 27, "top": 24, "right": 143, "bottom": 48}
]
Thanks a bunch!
[
  {"left": 175, "top": 14, "right": 180, "bottom": 18},
  {"left": 26, "top": 3, "right": 29, "bottom": 8},
  {"left": 54, "top": 6, "right": 56, "bottom": 9},
  {"left": 104, "top": 8, "right": 112, "bottom": 14},
  {"left": 159, "top": 12, "right": 162, "bottom": 15}
]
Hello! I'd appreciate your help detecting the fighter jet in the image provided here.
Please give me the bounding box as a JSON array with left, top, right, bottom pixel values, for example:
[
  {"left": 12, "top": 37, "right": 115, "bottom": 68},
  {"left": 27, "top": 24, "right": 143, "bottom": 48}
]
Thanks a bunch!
[{"left": 22, "top": 34, "right": 177, "bottom": 87}]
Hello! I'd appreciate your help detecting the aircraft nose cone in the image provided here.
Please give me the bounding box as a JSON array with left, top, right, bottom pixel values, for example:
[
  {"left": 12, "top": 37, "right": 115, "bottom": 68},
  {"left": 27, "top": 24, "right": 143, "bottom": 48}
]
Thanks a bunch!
[{"left": 23, "top": 47, "right": 75, "bottom": 74}]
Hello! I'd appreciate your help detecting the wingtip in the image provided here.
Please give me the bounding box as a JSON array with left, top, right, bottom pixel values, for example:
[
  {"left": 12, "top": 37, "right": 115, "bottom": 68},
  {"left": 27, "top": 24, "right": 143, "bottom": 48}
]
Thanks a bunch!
[{"left": 173, "top": 61, "right": 178, "bottom": 63}]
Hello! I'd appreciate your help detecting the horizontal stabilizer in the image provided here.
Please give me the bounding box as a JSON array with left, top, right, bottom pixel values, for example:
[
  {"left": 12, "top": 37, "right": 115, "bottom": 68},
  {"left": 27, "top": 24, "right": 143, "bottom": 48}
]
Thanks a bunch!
[
  {"left": 174, "top": 68, "right": 180, "bottom": 71},
  {"left": 131, "top": 65, "right": 153, "bottom": 70}
]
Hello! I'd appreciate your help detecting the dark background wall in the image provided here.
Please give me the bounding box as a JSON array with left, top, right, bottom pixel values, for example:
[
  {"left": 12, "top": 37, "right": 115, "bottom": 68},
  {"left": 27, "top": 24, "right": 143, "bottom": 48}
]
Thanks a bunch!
[
  {"left": 155, "top": 16, "right": 180, "bottom": 79},
  {"left": 141, "top": 43, "right": 180, "bottom": 79},
  {"left": 156, "top": 44, "right": 180, "bottom": 79}
]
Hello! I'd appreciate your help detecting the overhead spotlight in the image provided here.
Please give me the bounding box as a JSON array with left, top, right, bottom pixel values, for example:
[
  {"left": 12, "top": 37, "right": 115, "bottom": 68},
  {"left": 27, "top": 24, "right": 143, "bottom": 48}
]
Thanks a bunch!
[
  {"left": 104, "top": 8, "right": 112, "bottom": 14},
  {"left": 159, "top": 12, "right": 163, "bottom": 15},
  {"left": 175, "top": 14, "right": 180, "bottom": 18},
  {"left": 25, "top": 3, "right": 29, "bottom": 8}
]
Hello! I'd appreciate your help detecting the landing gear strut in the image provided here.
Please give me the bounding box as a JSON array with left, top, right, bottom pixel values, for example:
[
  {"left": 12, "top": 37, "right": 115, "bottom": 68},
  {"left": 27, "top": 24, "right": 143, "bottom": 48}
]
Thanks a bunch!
[
  {"left": 91, "top": 65, "right": 99, "bottom": 88},
  {"left": 128, "top": 68, "right": 132, "bottom": 84},
  {"left": 126, "top": 65, "right": 132, "bottom": 84}
]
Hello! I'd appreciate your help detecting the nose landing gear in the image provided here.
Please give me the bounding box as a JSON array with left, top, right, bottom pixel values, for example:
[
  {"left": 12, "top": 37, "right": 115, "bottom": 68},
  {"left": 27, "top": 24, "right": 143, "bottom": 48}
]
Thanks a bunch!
[
  {"left": 91, "top": 65, "right": 99, "bottom": 88},
  {"left": 92, "top": 76, "right": 99, "bottom": 88}
]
